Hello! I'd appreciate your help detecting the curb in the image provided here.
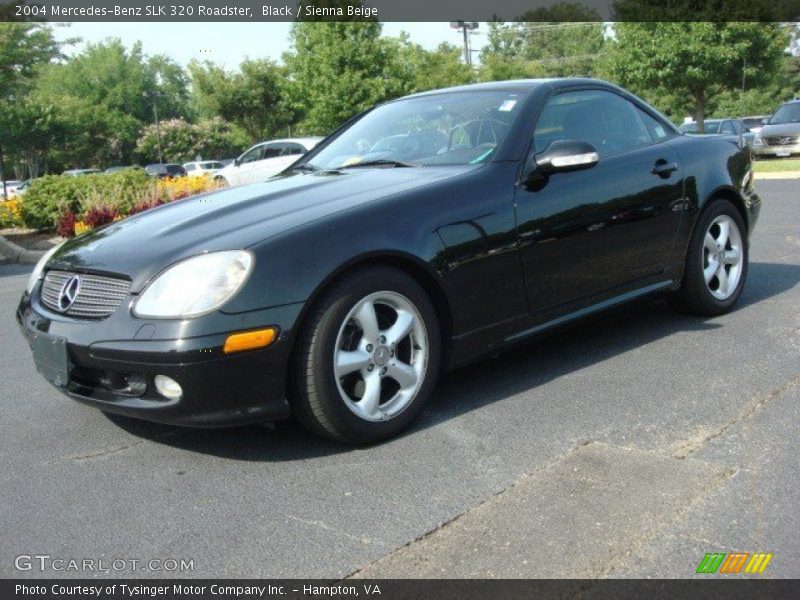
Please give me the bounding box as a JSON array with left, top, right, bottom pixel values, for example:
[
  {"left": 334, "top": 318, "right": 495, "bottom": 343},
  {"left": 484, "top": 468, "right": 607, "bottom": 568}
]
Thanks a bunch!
[
  {"left": 0, "top": 235, "right": 45, "bottom": 265},
  {"left": 754, "top": 171, "right": 800, "bottom": 179}
]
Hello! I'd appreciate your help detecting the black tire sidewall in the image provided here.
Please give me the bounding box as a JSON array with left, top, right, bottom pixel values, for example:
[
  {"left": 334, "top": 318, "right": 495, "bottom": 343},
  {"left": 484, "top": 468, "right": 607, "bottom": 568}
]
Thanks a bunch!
[{"left": 301, "top": 267, "right": 441, "bottom": 444}]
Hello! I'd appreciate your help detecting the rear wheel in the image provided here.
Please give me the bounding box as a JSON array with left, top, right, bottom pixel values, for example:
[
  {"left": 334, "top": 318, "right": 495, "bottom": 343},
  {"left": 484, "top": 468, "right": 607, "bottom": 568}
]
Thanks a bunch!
[
  {"left": 669, "top": 199, "right": 748, "bottom": 316},
  {"left": 290, "top": 266, "right": 441, "bottom": 444}
]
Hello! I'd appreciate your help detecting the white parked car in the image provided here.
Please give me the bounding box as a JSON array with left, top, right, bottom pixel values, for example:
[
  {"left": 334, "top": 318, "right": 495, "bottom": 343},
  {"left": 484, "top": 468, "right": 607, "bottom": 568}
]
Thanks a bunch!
[
  {"left": 214, "top": 138, "right": 323, "bottom": 186},
  {"left": 183, "top": 160, "right": 225, "bottom": 178},
  {"left": 2, "top": 180, "right": 22, "bottom": 198}
]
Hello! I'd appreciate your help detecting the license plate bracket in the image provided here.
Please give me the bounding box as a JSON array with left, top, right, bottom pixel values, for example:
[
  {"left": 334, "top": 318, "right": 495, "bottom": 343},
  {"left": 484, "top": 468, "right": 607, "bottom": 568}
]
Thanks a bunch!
[
  {"left": 775, "top": 149, "right": 791, "bottom": 157},
  {"left": 31, "top": 332, "right": 70, "bottom": 388}
]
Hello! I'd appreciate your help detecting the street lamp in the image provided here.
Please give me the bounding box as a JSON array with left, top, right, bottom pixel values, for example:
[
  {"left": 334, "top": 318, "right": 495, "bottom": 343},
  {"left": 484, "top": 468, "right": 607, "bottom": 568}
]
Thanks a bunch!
[{"left": 450, "top": 21, "right": 479, "bottom": 65}]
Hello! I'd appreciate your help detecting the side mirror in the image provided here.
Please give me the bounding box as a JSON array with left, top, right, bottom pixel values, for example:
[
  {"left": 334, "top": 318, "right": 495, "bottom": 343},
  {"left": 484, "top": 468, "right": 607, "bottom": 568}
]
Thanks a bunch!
[
  {"left": 234, "top": 158, "right": 241, "bottom": 167},
  {"left": 533, "top": 140, "right": 599, "bottom": 175},
  {"left": 761, "top": 117, "right": 769, "bottom": 125}
]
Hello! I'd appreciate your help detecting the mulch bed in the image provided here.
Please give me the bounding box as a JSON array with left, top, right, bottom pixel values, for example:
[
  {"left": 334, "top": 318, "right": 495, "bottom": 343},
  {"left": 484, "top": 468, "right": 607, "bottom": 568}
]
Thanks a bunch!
[{"left": 0, "top": 228, "right": 62, "bottom": 251}]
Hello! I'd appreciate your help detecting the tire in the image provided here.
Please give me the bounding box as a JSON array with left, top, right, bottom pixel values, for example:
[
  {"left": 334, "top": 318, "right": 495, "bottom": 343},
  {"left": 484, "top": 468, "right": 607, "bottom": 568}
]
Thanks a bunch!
[
  {"left": 289, "top": 266, "right": 441, "bottom": 444},
  {"left": 669, "top": 198, "right": 748, "bottom": 316}
]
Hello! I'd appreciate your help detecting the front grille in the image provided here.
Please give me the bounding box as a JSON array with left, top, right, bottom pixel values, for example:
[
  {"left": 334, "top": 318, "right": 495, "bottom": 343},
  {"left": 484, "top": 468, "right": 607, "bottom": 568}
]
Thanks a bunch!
[
  {"left": 765, "top": 135, "right": 799, "bottom": 146},
  {"left": 41, "top": 270, "right": 131, "bottom": 318}
]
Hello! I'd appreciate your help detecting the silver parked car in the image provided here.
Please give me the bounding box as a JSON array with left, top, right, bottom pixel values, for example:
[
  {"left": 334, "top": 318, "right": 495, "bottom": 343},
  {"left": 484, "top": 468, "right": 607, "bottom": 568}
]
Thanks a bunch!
[
  {"left": 753, "top": 100, "right": 800, "bottom": 158},
  {"left": 679, "top": 119, "right": 756, "bottom": 147}
]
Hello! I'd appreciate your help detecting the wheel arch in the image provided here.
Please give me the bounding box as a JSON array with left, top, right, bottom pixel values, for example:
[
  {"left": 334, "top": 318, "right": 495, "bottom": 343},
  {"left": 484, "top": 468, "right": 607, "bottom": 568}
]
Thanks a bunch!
[
  {"left": 701, "top": 185, "right": 749, "bottom": 233},
  {"left": 287, "top": 251, "right": 455, "bottom": 373}
]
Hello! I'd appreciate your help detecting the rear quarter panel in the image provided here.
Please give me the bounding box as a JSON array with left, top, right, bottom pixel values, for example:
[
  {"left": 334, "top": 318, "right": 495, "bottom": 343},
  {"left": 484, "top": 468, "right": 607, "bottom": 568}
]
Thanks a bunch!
[{"left": 669, "top": 135, "right": 754, "bottom": 276}]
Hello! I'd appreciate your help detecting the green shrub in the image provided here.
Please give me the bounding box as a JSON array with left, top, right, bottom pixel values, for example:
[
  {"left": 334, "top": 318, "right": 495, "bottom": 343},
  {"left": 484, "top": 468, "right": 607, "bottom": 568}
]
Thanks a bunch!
[{"left": 20, "top": 169, "right": 152, "bottom": 230}]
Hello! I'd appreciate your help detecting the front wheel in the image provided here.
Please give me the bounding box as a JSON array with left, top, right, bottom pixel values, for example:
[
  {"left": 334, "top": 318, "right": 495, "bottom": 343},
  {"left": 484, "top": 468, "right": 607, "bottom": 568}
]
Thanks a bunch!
[
  {"left": 669, "top": 199, "right": 748, "bottom": 316},
  {"left": 290, "top": 266, "right": 441, "bottom": 444}
]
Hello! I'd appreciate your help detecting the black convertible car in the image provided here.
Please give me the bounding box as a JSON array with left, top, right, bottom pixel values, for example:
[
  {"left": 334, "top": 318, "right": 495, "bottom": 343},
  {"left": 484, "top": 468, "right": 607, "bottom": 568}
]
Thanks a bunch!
[{"left": 18, "top": 79, "right": 760, "bottom": 444}]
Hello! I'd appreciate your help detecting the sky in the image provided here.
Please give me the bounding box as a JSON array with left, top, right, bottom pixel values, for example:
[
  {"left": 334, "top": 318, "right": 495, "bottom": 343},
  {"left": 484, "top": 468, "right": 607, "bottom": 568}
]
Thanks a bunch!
[{"left": 53, "top": 22, "right": 488, "bottom": 69}]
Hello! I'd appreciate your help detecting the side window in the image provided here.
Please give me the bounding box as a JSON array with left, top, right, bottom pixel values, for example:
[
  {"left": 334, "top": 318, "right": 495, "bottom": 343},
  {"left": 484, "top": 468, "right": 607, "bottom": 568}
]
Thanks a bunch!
[
  {"left": 637, "top": 108, "right": 671, "bottom": 141},
  {"left": 185, "top": 164, "right": 196, "bottom": 172},
  {"left": 262, "top": 144, "right": 283, "bottom": 159},
  {"left": 281, "top": 143, "right": 305, "bottom": 156},
  {"left": 240, "top": 146, "right": 263, "bottom": 164},
  {"left": 534, "top": 90, "right": 655, "bottom": 157},
  {"left": 720, "top": 121, "right": 736, "bottom": 135}
]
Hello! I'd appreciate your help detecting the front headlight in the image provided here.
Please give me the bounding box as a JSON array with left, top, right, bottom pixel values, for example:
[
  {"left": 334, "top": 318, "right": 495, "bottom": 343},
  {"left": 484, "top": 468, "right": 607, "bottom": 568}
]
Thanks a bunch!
[
  {"left": 26, "top": 241, "right": 66, "bottom": 295},
  {"left": 754, "top": 133, "right": 764, "bottom": 146},
  {"left": 133, "top": 250, "right": 253, "bottom": 318}
]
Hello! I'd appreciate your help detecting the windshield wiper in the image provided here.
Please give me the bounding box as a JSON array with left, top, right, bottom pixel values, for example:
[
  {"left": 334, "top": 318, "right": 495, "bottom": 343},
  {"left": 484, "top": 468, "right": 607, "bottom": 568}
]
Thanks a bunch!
[
  {"left": 291, "top": 163, "right": 320, "bottom": 173},
  {"left": 339, "top": 159, "right": 414, "bottom": 169}
]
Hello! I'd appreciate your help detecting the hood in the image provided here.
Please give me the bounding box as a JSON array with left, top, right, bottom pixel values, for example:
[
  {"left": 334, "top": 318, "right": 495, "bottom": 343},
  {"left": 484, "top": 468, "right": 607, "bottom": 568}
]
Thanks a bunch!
[
  {"left": 49, "top": 166, "right": 469, "bottom": 292},
  {"left": 759, "top": 122, "right": 800, "bottom": 137}
]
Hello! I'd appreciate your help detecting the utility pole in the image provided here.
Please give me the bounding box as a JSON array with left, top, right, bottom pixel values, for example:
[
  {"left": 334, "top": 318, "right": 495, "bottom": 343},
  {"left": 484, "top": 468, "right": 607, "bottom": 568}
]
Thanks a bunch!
[
  {"left": 153, "top": 101, "right": 164, "bottom": 164},
  {"left": 0, "top": 143, "right": 7, "bottom": 202},
  {"left": 742, "top": 56, "right": 746, "bottom": 92},
  {"left": 450, "top": 21, "right": 479, "bottom": 65},
  {"left": 144, "top": 73, "right": 165, "bottom": 164}
]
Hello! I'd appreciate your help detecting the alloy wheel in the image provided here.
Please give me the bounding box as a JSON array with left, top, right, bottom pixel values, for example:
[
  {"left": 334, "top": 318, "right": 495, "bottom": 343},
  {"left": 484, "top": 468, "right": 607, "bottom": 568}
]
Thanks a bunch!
[
  {"left": 702, "top": 214, "right": 743, "bottom": 301},
  {"left": 333, "top": 291, "right": 429, "bottom": 422}
]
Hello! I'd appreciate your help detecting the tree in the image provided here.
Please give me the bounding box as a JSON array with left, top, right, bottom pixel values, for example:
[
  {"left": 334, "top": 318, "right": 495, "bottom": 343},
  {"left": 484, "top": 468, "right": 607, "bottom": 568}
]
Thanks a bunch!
[
  {"left": 31, "top": 39, "right": 191, "bottom": 167},
  {"left": 606, "top": 23, "right": 789, "bottom": 130},
  {"left": 1, "top": 100, "right": 67, "bottom": 178},
  {"left": 135, "top": 118, "right": 248, "bottom": 164},
  {"left": 189, "top": 59, "right": 294, "bottom": 140},
  {"left": 0, "top": 22, "right": 62, "bottom": 194},
  {"left": 393, "top": 38, "right": 474, "bottom": 93},
  {"left": 0, "top": 22, "right": 61, "bottom": 94},
  {"left": 284, "top": 20, "right": 406, "bottom": 134},
  {"left": 480, "top": 4, "right": 606, "bottom": 79}
]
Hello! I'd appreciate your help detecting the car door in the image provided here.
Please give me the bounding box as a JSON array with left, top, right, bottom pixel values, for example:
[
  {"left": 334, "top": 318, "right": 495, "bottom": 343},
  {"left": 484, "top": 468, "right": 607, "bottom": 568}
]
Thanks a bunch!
[
  {"left": 246, "top": 143, "right": 286, "bottom": 183},
  {"left": 230, "top": 144, "right": 267, "bottom": 185},
  {"left": 258, "top": 142, "right": 307, "bottom": 178},
  {"left": 515, "top": 88, "right": 685, "bottom": 315}
]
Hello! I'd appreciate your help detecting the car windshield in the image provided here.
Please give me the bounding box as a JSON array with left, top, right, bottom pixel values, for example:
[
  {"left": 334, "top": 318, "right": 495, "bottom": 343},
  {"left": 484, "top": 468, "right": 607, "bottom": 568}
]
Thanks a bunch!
[
  {"left": 769, "top": 103, "right": 800, "bottom": 124},
  {"left": 743, "top": 118, "right": 765, "bottom": 130},
  {"left": 305, "top": 90, "right": 526, "bottom": 170}
]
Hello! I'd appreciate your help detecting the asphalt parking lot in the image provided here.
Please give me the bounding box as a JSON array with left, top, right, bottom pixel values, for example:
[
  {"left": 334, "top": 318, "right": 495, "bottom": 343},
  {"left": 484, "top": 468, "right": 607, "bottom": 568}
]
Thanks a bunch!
[{"left": 0, "top": 179, "right": 797, "bottom": 579}]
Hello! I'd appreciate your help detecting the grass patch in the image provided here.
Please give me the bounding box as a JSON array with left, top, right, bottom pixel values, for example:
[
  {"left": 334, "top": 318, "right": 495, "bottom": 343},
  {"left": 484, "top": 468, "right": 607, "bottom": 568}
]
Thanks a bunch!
[{"left": 753, "top": 158, "right": 800, "bottom": 173}]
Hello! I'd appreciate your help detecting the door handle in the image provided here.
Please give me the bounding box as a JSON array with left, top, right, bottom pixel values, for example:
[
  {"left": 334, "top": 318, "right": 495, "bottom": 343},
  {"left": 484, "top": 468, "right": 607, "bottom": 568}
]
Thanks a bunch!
[{"left": 652, "top": 160, "right": 678, "bottom": 178}]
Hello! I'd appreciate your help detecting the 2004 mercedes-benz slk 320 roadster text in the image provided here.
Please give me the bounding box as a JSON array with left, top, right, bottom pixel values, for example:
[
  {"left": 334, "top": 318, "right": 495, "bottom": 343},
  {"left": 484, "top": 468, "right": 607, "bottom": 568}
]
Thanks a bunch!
[{"left": 17, "top": 79, "right": 760, "bottom": 444}]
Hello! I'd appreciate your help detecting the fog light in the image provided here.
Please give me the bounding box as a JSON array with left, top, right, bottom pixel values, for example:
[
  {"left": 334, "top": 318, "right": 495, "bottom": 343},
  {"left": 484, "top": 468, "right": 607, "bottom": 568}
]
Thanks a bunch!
[{"left": 154, "top": 375, "right": 182, "bottom": 400}]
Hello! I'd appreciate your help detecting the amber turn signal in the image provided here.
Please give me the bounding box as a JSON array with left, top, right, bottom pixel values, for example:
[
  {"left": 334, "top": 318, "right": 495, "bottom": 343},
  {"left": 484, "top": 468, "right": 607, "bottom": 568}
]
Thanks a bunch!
[{"left": 223, "top": 327, "right": 278, "bottom": 354}]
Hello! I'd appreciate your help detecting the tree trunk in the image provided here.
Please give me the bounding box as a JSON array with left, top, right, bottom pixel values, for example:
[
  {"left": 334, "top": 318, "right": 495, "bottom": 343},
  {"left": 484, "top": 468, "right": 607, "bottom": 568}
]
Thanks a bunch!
[{"left": 693, "top": 90, "right": 706, "bottom": 133}]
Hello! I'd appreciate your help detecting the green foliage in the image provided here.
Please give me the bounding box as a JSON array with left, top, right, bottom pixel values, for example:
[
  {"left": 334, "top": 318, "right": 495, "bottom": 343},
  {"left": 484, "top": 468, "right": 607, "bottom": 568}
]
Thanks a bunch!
[
  {"left": 0, "top": 22, "right": 63, "bottom": 182},
  {"left": 481, "top": 6, "right": 605, "bottom": 78},
  {"left": 189, "top": 59, "right": 294, "bottom": 140},
  {"left": 394, "top": 38, "right": 474, "bottom": 93},
  {"left": 606, "top": 23, "right": 789, "bottom": 129},
  {"left": 479, "top": 53, "right": 546, "bottom": 82},
  {"left": 612, "top": 0, "right": 797, "bottom": 21},
  {"left": 29, "top": 39, "right": 190, "bottom": 169},
  {"left": 20, "top": 169, "right": 151, "bottom": 229},
  {"left": 0, "top": 22, "right": 61, "bottom": 96},
  {"left": 135, "top": 117, "right": 248, "bottom": 163},
  {"left": 711, "top": 55, "right": 800, "bottom": 118},
  {"left": 284, "top": 21, "right": 406, "bottom": 134}
]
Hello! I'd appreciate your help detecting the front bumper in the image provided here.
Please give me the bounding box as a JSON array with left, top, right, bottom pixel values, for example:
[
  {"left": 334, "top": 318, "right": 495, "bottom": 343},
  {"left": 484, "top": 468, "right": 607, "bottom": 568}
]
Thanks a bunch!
[
  {"left": 753, "top": 143, "right": 800, "bottom": 157},
  {"left": 16, "top": 289, "right": 304, "bottom": 427}
]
